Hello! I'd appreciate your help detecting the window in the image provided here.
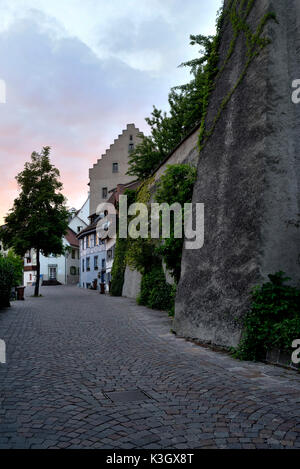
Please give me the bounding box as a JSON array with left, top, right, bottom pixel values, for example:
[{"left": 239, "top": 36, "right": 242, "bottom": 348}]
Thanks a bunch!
[
  {"left": 94, "top": 256, "right": 98, "bottom": 270},
  {"left": 112, "top": 162, "right": 118, "bottom": 173},
  {"left": 129, "top": 135, "right": 133, "bottom": 141},
  {"left": 72, "top": 249, "right": 75, "bottom": 259},
  {"left": 86, "top": 257, "right": 90, "bottom": 271},
  {"left": 102, "top": 187, "right": 108, "bottom": 199},
  {"left": 26, "top": 257, "right": 31, "bottom": 264},
  {"left": 77, "top": 226, "right": 82, "bottom": 233},
  {"left": 29, "top": 274, "right": 32, "bottom": 281},
  {"left": 128, "top": 143, "right": 134, "bottom": 153},
  {"left": 70, "top": 266, "right": 77, "bottom": 276},
  {"left": 107, "top": 249, "right": 112, "bottom": 260},
  {"left": 102, "top": 258, "right": 106, "bottom": 270},
  {"left": 87, "top": 236, "right": 90, "bottom": 248},
  {"left": 82, "top": 259, "right": 85, "bottom": 272}
]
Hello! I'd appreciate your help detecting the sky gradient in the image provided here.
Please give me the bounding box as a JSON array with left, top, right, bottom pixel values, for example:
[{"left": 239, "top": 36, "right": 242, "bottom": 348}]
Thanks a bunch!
[{"left": 0, "top": 0, "right": 222, "bottom": 223}]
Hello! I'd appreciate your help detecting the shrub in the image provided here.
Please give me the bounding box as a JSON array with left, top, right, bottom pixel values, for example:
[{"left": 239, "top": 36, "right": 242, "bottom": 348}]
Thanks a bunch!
[
  {"left": 0, "top": 251, "right": 23, "bottom": 308},
  {"left": 6, "top": 250, "right": 23, "bottom": 286},
  {"left": 0, "top": 256, "right": 15, "bottom": 308},
  {"left": 137, "top": 266, "right": 175, "bottom": 314},
  {"left": 110, "top": 237, "right": 128, "bottom": 296},
  {"left": 234, "top": 272, "right": 300, "bottom": 361}
]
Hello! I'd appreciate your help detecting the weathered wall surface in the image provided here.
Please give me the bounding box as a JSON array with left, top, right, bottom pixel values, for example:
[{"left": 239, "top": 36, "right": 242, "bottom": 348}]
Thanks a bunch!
[
  {"left": 174, "top": 0, "right": 300, "bottom": 348},
  {"left": 122, "top": 265, "right": 142, "bottom": 299}
]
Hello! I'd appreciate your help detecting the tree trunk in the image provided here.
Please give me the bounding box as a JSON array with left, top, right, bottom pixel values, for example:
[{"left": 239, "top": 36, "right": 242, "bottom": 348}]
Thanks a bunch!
[{"left": 34, "top": 248, "right": 40, "bottom": 297}]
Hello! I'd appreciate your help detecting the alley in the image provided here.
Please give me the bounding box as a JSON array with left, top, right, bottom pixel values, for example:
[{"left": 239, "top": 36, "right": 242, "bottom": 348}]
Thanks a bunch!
[{"left": 0, "top": 286, "right": 299, "bottom": 449}]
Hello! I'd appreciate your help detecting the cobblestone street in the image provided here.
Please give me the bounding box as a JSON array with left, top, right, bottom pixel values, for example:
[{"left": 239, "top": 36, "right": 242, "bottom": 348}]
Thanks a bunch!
[{"left": 0, "top": 285, "right": 299, "bottom": 449}]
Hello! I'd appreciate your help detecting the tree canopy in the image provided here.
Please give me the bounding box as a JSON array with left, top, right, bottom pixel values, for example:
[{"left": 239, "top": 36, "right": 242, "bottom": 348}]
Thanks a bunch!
[
  {"left": 127, "top": 30, "right": 219, "bottom": 181},
  {"left": 0, "top": 147, "right": 69, "bottom": 296}
]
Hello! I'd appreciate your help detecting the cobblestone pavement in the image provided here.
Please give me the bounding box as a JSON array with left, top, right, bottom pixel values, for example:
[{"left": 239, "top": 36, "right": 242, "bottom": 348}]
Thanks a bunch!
[{"left": 0, "top": 286, "right": 299, "bottom": 449}]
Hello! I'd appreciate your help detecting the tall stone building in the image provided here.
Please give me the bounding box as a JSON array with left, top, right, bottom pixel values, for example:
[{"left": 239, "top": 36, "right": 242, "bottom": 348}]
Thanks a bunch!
[
  {"left": 89, "top": 123, "right": 142, "bottom": 217},
  {"left": 79, "top": 123, "right": 143, "bottom": 290},
  {"left": 174, "top": 0, "right": 300, "bottom": 348}
]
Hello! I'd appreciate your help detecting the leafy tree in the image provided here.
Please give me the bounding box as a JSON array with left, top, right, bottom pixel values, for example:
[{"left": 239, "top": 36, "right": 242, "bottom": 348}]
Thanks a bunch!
[
  {"left": 127, "top": 30, "right": 219, "bottom": 180},
  {"left": 0, "top": 147, "right": 69, "bottom": 297},
  {"left": 127, "top": 135, "right": 162, "bottom": 181}
]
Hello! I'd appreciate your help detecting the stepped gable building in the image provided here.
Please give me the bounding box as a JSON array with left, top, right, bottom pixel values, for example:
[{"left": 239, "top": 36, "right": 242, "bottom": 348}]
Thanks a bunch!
[
  {"left": 89, "top": 123, "right": 142, "bottom": 218},
  {"left": 78, "top": 124, "right": 142, "bottom": 290}
]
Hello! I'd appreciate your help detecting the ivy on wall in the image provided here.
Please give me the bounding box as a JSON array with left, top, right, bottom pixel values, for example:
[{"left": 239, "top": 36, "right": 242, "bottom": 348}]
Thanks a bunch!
[
  {"left": 110, "top": 165, "right": 196, "bottom": 315},
  {"left": 233, "top": 272, "right": 300, "bottom": 363},
  {"left": 198, "top": 0, "right": 278, "bottom": 150}
]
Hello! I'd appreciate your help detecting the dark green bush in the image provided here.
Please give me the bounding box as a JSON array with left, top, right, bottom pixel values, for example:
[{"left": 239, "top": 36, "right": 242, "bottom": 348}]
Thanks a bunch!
[
  {"left": 137, "top": 266, "right": 175, "bottom": 314},
  {"left": 154, "top": 164, "right": 197, "bottom": 283},
  {"left": 0, "top": 251, "right": 23, "bottom": 308},
  {"left": 234, "top": 272, "right": 300, "bottom": 361},
  {"left": 110, "top": 237, "right": 128, "bottom": 297},
  {"left": 0, "top": 256, "right": 15, "bottom": 308}
]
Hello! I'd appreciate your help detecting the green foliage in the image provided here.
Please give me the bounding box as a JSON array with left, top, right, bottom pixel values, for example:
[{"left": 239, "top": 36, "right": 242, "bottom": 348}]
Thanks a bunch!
[
  {"left": 154, "top": 164, "right": 197, "bottom": 282},
  {"left": 127, "top": 135, "right": 163, "bottom": 181},
  {"left": 0, "top": 147, "right": 69, "bottom": 296},
  {"left": 110, "top": 237, "right": 128, "bottom": 296},
  {"left": 137, "top": 265, "right": 175, "bottom": 314},
  {"left": 126, "top": 238, "right": 158, "bottom": 275},
  {"left": 234, "top": 272, "right": 300, "bottom": 362},
  {"left": 125, "top": 178, "right": 157, "bottom": 275},
  {"left": 0, "top": 254, "right": 16, "bottom": 308},
  {"left": 127, "top": 26, "right": 218, "bottom": 180},
  {"left": 155, "top": 164, "right": 197, "bottom": 206},
  {"left": 155, "top": 238, "right": 183, "bottom": 285},
  {"left": 5, "top": 250, "right": 23, "bottom": 286}
]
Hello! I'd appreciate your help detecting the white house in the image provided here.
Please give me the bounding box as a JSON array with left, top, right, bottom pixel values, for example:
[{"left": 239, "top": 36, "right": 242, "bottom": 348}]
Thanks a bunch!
[{"left": 24, "top": 195, "right": 90, "bottom": 286}]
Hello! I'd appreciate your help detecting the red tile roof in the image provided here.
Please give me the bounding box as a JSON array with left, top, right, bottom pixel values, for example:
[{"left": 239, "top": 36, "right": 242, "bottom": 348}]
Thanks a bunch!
[{"left": 65, "top": 228, "right": 79, "bottom": 247}]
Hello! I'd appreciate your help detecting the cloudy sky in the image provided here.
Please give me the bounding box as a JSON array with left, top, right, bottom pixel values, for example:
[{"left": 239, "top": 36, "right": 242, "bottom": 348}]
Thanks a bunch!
[{"left": 0, "top": 0, "right": 222, "bottom": 223}]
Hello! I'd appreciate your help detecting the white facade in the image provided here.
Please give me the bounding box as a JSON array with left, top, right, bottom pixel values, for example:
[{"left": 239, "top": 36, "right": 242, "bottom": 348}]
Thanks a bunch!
[
  {"left": 68, "top": 195, "right": 90, "bottom": 235},
  {"left": 23, "top": 197, "right": 89, "bottom": 286},
  {"left": 23, "top": 249, "right": 37, "bottom": 286},
  {"left": 39, "top": 238, "right": 69, "bottom": 285}
]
